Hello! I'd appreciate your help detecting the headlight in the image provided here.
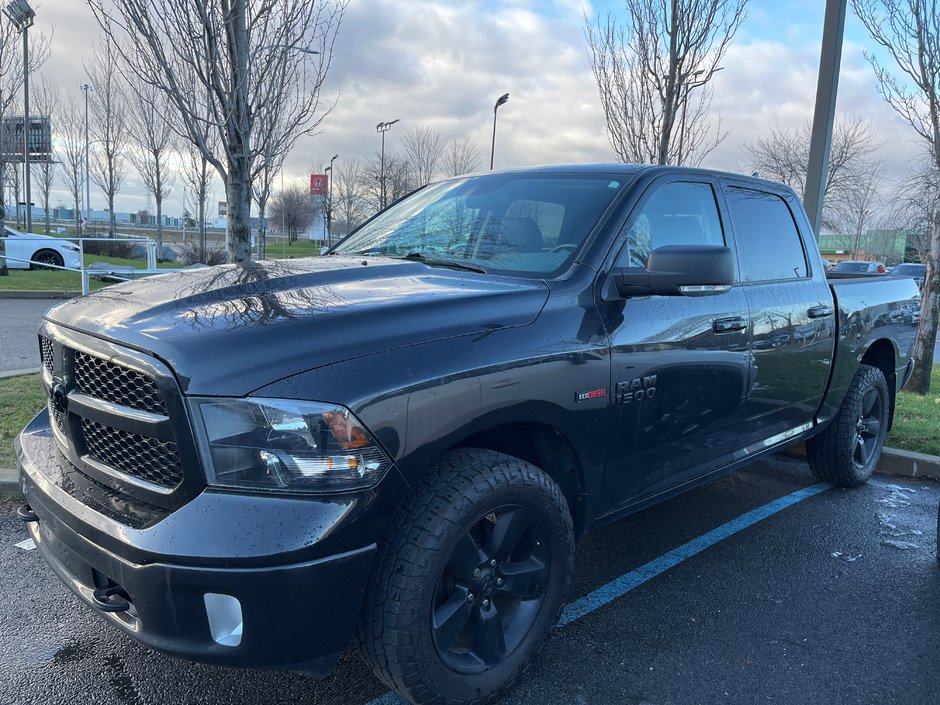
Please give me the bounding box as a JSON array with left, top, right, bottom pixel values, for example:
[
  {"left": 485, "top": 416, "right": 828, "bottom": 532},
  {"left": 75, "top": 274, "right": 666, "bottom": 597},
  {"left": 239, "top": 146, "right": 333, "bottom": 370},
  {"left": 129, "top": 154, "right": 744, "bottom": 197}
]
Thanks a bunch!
[
  {"left": 62, "top": 243, "right": 80, "bottom": 252},
  {"left": 190, "top": 397, "right": 393, "bottom": 493}
]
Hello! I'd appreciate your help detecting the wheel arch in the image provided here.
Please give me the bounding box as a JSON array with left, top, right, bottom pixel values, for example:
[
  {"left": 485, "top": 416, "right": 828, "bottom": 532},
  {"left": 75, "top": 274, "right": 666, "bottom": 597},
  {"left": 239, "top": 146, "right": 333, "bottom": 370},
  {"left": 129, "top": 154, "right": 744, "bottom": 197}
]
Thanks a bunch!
[
  {"left": 860, "top": 338, "right": 897, "bottom": 430},
  {"left": 29, "top": 247, "right": 64, "bottom": 269},
  {"left": 450, "top": 422, "right": 588, "bottom": 539}
]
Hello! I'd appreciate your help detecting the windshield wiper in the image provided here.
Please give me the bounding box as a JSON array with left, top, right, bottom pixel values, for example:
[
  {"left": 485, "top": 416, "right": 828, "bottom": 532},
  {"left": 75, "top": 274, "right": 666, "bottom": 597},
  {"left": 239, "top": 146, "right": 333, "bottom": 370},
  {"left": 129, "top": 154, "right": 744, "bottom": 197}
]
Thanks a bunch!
[{"left": 400, "top": 252, "right": 487, "bottom": 274}]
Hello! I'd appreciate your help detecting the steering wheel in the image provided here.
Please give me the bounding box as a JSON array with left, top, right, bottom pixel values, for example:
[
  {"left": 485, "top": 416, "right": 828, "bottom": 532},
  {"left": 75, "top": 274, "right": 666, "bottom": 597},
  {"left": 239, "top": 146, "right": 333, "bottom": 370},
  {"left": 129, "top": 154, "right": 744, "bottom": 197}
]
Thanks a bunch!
[{"left": 550, "top": 243, "right": 577, "bottom": 254}]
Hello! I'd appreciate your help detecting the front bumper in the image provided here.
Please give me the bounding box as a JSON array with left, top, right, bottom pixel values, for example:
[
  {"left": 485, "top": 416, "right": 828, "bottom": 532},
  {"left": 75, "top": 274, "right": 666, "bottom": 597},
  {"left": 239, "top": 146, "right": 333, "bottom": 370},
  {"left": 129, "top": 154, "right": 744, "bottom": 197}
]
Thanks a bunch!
[{"left": 15, "top": 411, "right": 398, "bottom": 674}]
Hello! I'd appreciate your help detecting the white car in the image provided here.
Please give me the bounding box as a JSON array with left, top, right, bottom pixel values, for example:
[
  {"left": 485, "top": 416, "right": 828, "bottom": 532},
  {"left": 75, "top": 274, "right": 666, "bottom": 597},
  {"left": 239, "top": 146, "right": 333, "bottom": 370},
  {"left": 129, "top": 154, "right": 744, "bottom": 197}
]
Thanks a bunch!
[{"left": 1, "top": 226, "right": 82, "bottom": 270}]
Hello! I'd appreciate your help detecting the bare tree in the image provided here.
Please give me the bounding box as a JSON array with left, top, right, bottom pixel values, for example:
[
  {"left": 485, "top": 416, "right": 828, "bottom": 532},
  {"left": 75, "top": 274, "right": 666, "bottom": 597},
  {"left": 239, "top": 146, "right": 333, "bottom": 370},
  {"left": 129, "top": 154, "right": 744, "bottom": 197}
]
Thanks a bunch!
[
  {"left": 0, "top": 20, "right": 50, "bottom": 273},
  {"left": 362, "top": 151, "right": 413, "bottom": 214},
  {"left": 332, "top": 158, "right": 368, "bottom": 238},
  {"left": 443, "top": 139, "right": 482, "bottom": 177},
  {"left": 87, "top": 0, "right": 346, "bottom": 263},
  {"left": 31, "top": 78, "right": 58, "bottom": 234},
  {"left": 743, "top": 117, "right": 880, "bottom": 228},
  {"left": 128, "top": 78, "right": 174, "bottom": 252},
  {"left": 854, "top": 0, "right": 940, "bottom": 393},
  {"left": 585, "top": 0, "right": 747, "bottom": 166},
  {"left": 268, "top": 184, "right": 320, "bottom": 243},
  {"left": 181, "top": 135, "right": 218, "bottom": 264},
  {"left": 86, "top": 36, "right": 128, "bottom": 238},
  {"left": 831, "top": 160, "right": 888, "bottom": 258},
  {"left": 252, "top": 146, "right": 281, "bottom": 258},
  {"left": 57, "top": 95, "right": 86, "bottom": 234},
  {"left": 892, "top": 156, "right": 938, "bottom": 264},
  {"left": 402, "top": 124, "right": 446, "bottom": 186}
]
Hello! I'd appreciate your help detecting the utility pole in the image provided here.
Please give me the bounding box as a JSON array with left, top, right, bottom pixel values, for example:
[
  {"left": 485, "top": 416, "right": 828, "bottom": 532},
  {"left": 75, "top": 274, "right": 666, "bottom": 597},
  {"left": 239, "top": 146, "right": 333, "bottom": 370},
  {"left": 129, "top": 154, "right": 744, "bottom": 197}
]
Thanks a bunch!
[
  {"left": 4, "top": 0, "right": 37, "bottom": 233},
  {"left": 82, "top": 83, "right": 91, "bottom": 233},
  {"left": 326, "top": 153, "right": 337, "bottom": 247},
  {"left": 376, "top": 119, "right": 398, "bottom": 209}
]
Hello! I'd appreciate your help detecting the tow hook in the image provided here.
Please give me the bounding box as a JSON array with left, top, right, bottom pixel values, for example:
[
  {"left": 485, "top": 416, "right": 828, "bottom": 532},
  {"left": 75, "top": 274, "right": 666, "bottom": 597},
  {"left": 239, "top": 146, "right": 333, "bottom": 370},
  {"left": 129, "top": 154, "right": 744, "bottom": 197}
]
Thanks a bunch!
[
  {"left": 92, "top": 586, "right": 131, "bottom": 613},
  {"left": 16, "top": 504, "right": 39, "bottom": 523}
]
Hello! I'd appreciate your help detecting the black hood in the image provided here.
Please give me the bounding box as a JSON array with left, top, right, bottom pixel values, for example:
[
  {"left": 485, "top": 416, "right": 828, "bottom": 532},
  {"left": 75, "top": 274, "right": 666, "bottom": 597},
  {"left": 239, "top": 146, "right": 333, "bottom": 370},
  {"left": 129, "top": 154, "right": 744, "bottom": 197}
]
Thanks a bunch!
[{"left": 45, "top": 257, "right": 550, "bottom": 395}]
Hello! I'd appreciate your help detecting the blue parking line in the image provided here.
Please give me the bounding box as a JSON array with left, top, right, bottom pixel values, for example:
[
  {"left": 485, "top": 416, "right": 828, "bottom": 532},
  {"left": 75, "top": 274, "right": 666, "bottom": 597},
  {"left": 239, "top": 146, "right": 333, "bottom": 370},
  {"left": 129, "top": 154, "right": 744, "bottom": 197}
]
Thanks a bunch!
[{"left": 366, "top": 481, "right": 831, "bottom": 705}]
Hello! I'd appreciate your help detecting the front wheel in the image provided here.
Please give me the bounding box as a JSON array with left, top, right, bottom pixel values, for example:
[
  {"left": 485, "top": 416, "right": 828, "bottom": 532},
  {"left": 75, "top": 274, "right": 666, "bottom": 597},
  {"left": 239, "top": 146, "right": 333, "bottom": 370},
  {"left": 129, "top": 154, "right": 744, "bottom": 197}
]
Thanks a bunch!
[
  {"left": 807, "top": 364, "right": 889, "bottom": 487},
  {"left": 30, "top": 249, "right": 64, "bottom": 270},
  {"left": 358, "top": 448, "right": 574, "bottom": 705}
]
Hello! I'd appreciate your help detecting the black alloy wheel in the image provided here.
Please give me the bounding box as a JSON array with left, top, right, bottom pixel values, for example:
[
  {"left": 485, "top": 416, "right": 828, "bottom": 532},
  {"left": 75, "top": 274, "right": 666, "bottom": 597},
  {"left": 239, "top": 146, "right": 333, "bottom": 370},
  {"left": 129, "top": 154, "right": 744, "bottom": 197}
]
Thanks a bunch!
[
  {"left": 852, "top": 386, "right": 884, "bottom": 469},
  {"left": 432, "top": 504, "right": 550, "bottom": 674},
  {"left": 30, "top": 249, "right": 64, "bottom": 270}
]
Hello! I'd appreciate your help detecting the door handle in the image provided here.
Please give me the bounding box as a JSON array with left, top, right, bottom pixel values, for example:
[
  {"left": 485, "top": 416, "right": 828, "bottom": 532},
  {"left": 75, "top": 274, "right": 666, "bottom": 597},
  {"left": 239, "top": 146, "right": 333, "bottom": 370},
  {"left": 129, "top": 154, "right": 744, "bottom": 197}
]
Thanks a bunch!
[
  {"left": 808, "top": 305, "right": 834, "bottom": 319},
  {"left": 713, "top": 317, "right": 748, "bottom": 333}
]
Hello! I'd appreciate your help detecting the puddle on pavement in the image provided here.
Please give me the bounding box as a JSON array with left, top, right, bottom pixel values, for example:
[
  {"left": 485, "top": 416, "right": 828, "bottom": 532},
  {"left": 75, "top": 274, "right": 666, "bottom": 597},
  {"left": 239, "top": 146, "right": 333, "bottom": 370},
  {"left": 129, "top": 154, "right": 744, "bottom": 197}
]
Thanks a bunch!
[
  {"left": 830, "top": 549, "right": 863, "bottom": 562},
  {"left": 875, "top": 485, "right": 916, "bottom": 509},
  {"left": 874, "top": 485, "right": 922, "bottom": 551}
]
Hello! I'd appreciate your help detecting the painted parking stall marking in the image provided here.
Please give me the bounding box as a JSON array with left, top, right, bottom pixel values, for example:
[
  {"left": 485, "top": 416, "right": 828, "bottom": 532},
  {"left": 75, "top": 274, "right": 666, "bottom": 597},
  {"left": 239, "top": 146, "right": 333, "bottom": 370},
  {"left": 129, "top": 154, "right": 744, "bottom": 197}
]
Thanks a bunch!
[{"left": 366, "top": 481, "right": 832, "bottom": 705}]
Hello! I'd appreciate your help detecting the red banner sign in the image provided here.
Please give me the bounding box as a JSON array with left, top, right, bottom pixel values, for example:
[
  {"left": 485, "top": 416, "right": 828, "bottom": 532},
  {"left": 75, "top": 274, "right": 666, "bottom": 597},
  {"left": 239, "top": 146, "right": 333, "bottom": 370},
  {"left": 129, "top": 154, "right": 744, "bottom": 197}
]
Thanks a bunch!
[{"left": 310, "top": 173, "right": 328, "bottom": 197}]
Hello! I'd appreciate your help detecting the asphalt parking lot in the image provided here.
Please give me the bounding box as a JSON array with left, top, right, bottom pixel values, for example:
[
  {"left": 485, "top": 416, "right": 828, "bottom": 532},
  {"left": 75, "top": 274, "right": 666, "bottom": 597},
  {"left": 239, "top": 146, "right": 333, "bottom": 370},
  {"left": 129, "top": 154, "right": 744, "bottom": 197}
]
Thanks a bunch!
[
  {"left": 0, "top": 299, "right": 61, "bottom": 373},
  {"left": 1, "top": 455, "right": 937, "bottom": 705}
]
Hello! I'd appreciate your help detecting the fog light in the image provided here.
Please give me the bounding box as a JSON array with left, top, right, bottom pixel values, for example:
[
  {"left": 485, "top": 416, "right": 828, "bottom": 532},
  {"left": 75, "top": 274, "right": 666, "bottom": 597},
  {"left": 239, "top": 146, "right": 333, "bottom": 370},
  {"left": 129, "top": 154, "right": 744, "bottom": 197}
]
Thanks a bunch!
[{"left": 204, "top": 593, "right": 243, "bottom": 647}]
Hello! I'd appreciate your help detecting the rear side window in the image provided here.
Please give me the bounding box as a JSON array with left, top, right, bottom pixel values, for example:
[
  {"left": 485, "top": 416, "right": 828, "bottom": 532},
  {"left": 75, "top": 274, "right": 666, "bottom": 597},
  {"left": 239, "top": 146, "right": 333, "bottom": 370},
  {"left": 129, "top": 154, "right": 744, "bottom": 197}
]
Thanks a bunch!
[
  {"left": 726, "top": 187, "right": 808, "bottom": 281},
  {"left": 617, "top": 181, "right": 724, "bottom": 268}
]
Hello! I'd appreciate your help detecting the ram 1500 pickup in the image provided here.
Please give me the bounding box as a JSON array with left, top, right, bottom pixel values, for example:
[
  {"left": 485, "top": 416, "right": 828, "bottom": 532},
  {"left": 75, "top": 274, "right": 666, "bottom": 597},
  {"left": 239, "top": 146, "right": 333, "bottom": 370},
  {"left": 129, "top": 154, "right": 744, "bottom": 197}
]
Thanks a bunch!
[{"left": 15, "top": 165, "right": 921, "bottom": 705}]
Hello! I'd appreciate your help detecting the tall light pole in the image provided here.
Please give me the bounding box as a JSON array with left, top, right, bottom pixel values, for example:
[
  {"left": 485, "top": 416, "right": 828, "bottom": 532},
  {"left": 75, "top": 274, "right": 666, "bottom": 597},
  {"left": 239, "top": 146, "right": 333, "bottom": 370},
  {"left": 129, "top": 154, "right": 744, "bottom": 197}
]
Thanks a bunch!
[
  {"left": 81, "top": 83, "right": 91, "bottom": 234},
  {"left": 325, "top": 153, "right": 338, "bottom": 247},
  {"left": 4, "top": 0, "right": 35, "bottom": 233},
  {"left": 376, "top": 119, "right": 399, "bottom": 209},
  {"left": 490, "top": 92, "right": 509, "bottom": 170}
]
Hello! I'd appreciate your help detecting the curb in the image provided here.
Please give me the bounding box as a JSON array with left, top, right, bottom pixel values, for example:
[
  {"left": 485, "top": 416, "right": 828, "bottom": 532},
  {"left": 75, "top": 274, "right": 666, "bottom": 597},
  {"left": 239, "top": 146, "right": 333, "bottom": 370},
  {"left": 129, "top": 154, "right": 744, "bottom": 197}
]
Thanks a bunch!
[
  {"left": 0, "top": 289, "right": 80, "bottom": 299},
  {"left": 0, "top": 368, "right": 41, "bottom": 380}
]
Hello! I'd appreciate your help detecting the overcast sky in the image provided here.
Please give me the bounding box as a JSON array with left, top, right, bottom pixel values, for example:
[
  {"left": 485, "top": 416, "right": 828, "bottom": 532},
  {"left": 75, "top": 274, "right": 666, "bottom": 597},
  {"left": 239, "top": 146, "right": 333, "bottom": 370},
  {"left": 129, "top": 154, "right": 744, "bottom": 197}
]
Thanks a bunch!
[{"left": 28, "top": 0, "right": 928, "bottom": 219}]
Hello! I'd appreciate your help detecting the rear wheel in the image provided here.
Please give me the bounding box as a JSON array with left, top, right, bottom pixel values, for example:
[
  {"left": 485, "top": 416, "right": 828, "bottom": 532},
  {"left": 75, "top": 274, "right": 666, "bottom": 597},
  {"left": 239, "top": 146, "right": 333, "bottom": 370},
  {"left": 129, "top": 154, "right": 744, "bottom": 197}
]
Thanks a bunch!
[
  {"left": 30, "top": 249, "right": 64, "bottom": 270},
  {"left": 807, "top": 364, "right": 889, "bottom": 487},
  {"left": 358, "top": 448, "right": 574, "bottom": 705}
]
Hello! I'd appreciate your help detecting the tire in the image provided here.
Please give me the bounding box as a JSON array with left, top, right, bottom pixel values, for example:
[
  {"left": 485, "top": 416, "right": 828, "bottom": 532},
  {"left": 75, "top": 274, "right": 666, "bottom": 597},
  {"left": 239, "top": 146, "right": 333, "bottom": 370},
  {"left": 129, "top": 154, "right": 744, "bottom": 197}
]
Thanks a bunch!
[
  {"left": 30, "top": 249, "right": 64, "bottom": 270},
  {"left": 357, "top": 448, "right": 574, "bottom": 705},
  {"left": 806, "top": 364, "right": 889, "bottom": 487}
]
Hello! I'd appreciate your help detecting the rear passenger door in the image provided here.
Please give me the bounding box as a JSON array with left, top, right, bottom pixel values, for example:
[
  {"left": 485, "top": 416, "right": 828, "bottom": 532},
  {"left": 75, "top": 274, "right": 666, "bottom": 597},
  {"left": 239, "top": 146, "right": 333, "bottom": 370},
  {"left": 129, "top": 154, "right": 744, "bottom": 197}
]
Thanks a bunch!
[{"left": 722, "top": 183, "right": 836, "bottom": 451}]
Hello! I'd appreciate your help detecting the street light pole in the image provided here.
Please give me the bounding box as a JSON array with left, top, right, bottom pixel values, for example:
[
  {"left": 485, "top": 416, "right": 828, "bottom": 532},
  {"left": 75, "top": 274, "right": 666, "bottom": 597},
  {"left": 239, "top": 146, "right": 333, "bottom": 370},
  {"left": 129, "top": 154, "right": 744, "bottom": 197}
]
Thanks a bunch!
[
  {"left": 376, "top": 119, "right": 399, "bottom": 209},
  {"left": 82, "top": 83, "right": 91, "bottom": 234},
  {"left": 490, "top": 93, "right": 509, "bottom": 170},
  {"left": 4, "top": 1, "right": 36, "bottom": 233},
  {"left": 326, "top": 153, "right": 338, "bottom": 247}
]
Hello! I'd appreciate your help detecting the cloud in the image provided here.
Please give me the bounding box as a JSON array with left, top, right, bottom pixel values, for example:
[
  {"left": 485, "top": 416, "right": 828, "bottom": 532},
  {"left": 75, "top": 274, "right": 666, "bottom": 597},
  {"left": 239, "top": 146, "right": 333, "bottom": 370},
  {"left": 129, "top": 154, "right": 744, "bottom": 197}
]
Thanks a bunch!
[{"left": 24, "top": 0, "right": 930, "bottom": 221}]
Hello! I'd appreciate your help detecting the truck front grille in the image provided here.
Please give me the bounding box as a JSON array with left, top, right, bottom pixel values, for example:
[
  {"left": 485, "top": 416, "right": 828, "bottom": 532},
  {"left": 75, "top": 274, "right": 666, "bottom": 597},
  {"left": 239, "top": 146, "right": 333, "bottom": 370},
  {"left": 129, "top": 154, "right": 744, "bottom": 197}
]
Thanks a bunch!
[
  {"left": 80, "top": 418, "right": 184, "bottom": 489},
  {"left": 74, "top": 350, "right": 168, "bottom": 415},
  {"left": 37, "top": 322, "right": 200, "bottom": 514}
]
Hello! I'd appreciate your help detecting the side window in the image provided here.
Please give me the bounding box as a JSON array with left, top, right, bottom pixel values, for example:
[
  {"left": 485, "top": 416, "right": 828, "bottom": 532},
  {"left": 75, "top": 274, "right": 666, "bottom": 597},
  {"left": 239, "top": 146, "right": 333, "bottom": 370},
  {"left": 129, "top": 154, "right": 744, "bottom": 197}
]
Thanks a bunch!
[
  {"left": 725, "top": 187, "right": 808, "bottom": 281},
  {"left": 616, "top": 181, "right": 724, "bottom": 268}
]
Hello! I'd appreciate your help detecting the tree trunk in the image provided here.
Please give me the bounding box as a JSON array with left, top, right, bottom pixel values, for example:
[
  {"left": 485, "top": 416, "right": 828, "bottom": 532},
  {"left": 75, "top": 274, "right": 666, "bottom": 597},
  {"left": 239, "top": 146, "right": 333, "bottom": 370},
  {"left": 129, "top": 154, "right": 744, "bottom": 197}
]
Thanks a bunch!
[
  {"left": 108, "top": 192, "right": 116, "bottom": 238},
  {"left": 907, "top": 188, "right": 940, "bottom": 394},
  {"left": 44, "top": 188, "right": 50, "bottom": 234},
  {"left": 156, "top": 195, "right": 163, "bottom": 259},
  {"left": 225, "top": 168, "right": 252, "bottom": 263}
]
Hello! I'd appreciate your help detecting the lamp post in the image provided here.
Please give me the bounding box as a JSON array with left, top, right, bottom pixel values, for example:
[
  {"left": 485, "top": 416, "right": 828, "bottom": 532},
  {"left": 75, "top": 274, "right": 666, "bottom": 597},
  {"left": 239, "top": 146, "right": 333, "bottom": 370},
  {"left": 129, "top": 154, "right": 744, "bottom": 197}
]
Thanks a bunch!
[
  {"left": 81, "top": 83, "right": 91, "bottom": 234},
  {"left": 325, "top": 153, "right": 338, "bottom": 247},
  {"left": 490, "top": 92, "right": 509, "bottom": 170},
  {"left": 376, "top": 119, "right": 399, "bottom": 209},
  {"left": 4, "top": 0, "right": 35, "bottom": 234}
]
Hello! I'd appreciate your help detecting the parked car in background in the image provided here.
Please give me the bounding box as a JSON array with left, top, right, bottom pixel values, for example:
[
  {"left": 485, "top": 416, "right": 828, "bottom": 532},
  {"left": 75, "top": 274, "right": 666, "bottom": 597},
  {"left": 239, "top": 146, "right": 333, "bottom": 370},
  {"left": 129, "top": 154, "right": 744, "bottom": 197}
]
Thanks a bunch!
[
  {"left": 892, "top": 263, "right": 926, "bottom": 290},
  {"left": 1, "top": 226, "right": 81, "bottom": 270},
  {"left": 830, "top": 260, "right": 886, "bottom": 274}
]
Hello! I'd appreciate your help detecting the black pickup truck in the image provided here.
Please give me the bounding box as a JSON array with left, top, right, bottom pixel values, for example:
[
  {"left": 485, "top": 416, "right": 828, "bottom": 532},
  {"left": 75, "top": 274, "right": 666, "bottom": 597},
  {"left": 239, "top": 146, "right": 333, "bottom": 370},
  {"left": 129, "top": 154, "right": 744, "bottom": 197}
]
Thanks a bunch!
[{"left": 15, "top": 165, "right": 920, "bottom": 705}]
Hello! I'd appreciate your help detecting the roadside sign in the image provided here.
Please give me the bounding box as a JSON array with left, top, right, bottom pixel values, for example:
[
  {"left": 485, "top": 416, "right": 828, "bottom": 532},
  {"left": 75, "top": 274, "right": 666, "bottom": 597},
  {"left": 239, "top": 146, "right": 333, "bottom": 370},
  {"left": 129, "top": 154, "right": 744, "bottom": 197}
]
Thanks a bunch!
[{"left": 310, "top": 173, "right": 328, "bottom": 197}]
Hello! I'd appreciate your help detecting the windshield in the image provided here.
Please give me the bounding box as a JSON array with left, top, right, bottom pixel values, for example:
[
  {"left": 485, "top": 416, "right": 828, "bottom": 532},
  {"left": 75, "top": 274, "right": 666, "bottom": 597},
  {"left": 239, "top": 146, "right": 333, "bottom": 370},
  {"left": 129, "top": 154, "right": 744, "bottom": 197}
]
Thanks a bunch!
[
  {"left": 893, "top": 264, "right": 925, "bottom": 276},
  {"left": 333, "top": 173, "right": 629, "bottom": 277}
]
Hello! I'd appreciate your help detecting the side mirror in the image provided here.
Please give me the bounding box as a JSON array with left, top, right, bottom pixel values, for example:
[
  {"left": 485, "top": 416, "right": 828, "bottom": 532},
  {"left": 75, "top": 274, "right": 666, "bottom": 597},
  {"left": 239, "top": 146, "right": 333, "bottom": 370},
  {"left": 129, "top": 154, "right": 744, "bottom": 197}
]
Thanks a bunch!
[{"left": 611, "top": 245, "right": 734, "bottom": 298}]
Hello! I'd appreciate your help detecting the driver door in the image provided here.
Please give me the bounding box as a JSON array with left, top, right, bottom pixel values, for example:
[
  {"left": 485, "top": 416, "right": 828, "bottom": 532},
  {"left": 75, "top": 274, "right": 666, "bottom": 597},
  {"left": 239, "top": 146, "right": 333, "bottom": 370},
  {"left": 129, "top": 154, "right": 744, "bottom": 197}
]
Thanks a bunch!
[{"left": 598, "top": 177, "right": 751, "bottom": 513}]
